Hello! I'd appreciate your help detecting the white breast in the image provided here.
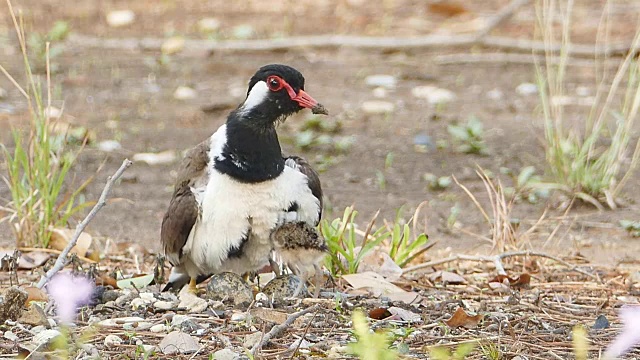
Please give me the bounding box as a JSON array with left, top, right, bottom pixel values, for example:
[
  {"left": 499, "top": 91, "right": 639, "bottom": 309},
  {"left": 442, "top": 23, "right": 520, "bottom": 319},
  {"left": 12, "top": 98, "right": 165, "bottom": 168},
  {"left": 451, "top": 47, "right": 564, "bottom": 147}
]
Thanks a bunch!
[{"left": 182, "top": 162, "right": 320, "bottom": 277}]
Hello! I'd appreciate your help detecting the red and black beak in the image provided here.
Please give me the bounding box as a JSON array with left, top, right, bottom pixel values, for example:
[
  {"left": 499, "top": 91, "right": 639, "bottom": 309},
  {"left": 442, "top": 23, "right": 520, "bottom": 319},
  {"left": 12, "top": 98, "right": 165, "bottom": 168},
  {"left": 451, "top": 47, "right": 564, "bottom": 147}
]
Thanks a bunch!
[{"left": 283, "top": 83, "right": 328, "bottom": 115}]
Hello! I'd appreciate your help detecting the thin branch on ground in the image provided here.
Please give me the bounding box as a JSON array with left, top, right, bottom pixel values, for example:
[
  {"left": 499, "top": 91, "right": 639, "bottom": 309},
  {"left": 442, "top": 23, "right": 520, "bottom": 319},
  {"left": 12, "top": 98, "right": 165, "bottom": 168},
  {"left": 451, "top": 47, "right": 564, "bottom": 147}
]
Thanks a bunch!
[
  {"left": 403, "top": 250, "right": 600, "bottom": 281},
  {"left": 433, "top": 53, "right": 615, "bottom": 67},
  {"left": 251, "top": 305, "right": 320, "bottom": 356},
  {"left": 65, "top": 34, "right": 635, "bottom": 57},
  {"left": 36, "top": 159, "right": 133, "bottom": 289}
]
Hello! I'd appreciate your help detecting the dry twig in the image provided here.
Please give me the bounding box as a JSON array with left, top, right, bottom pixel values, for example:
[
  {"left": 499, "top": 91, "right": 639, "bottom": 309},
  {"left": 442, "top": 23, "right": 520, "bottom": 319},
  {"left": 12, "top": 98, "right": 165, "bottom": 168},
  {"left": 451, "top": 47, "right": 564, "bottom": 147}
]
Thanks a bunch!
[
  {"left": 36, "top": 159, "right": 133, "bottom": 288},
  {"left": 403, "top": 250, "right": 599, "bottom": 281},
  {"left": 251, "top": 305, "right": 320, "bottom": 356}
]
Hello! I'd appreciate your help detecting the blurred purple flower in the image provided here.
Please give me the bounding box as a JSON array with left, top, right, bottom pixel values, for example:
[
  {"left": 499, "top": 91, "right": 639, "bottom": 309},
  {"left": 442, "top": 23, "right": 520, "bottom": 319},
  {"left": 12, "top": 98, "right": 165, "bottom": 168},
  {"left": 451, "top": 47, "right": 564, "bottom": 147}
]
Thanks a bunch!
[
  {"left": 604, "top": 305, "right": 640, "bottom": 359},
  {"left": 47, "top": 272, "right": 94, "bottom": 323}
]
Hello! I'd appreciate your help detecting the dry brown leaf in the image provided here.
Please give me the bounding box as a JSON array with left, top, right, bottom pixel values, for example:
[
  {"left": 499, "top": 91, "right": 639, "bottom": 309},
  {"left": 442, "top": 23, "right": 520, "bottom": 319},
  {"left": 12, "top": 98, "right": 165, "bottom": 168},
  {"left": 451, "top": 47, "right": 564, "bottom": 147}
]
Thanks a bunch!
[
  {"left": 488, "top": 273, "right": 531, "bottom": 288},
  {"left": 23, "top": 287, "right": 48, "bottom": 305},
  {"left": 49, "top": 228, "right": 93, "bottom": 257},
  {"left": 19, "top": 252, "right": 50, "bottom": 269},
  {"left": 9, "top": 251, "right": 50, "bottom": 269},
  {"left": 342, "top": 271, "right": 408, "bottom": 297},
  {"left": 444, "top": 307, "right": 483, "bottom": 329},
  {"left": 427, "top": 2, "right": 468, "bottom": 17},
  {"left": 96, "top": 273, "right": 118, "bottom": 288},
  {"left": 359, "top": 250, "right": 403, "bottom": 281},
  {"left": 368, "top": 307, "right": 392, "bottom": 320}
]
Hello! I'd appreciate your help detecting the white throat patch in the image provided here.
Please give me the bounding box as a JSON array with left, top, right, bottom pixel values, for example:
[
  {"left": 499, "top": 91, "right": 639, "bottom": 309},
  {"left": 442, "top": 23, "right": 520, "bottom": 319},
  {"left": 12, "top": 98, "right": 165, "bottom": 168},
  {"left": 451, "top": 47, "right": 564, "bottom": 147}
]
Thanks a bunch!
[{"left": 241, "top": 81, "right": 269, "bottom": 112}]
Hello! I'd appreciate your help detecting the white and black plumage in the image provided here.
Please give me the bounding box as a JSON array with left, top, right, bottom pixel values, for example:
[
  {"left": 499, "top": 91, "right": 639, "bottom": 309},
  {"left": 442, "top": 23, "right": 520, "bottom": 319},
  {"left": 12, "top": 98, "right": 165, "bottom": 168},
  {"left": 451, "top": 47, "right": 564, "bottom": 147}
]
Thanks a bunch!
[
  {"left": 161, "top": 64, "right": 327, "bottom": 292},
  {"left": 269, "top": 221, "right": 328, "bottom": 298}
]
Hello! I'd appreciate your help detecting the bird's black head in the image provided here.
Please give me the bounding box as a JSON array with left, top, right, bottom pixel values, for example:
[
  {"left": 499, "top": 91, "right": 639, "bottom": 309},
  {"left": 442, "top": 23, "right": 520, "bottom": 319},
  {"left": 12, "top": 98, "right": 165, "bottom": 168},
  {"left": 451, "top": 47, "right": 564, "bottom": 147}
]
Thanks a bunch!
[{"left": 238, "top": 64, "right": 328, "bottom": 125}]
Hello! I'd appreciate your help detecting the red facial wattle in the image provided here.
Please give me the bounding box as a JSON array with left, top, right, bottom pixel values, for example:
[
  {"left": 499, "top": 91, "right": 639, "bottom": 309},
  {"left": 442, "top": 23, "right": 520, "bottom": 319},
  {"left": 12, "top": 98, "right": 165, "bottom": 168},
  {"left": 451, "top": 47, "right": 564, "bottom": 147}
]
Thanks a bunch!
[{"left": 266, "top": 75, "right": 328, "bottom": 115}]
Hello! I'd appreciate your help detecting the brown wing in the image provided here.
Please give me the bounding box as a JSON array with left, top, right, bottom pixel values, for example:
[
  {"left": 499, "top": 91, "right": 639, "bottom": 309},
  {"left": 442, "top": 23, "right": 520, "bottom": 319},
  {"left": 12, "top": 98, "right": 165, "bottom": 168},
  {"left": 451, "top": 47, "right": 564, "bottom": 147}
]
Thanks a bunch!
[
  {"left": 161, "top": 140, "right": 210, "bottom": 266},
  {"left": 284, "top": 155, "right": 323, "bottom": 222}
]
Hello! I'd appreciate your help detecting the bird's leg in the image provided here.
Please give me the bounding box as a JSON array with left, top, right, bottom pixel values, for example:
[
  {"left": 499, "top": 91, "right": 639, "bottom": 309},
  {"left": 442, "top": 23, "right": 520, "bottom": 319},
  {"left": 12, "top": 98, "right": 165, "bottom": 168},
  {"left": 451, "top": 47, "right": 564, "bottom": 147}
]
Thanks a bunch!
[
  {"left": 188, "top": 277, "right": 198, "bottom": 294},
  {"left": 290, "top": 274, "right": 307, "bottom": 299},
  {"left": 312, "top": 264, "right": 323, "bottom": 298},
  {"left": 269, "top": 258, "right": 281, "bottom": 277}
]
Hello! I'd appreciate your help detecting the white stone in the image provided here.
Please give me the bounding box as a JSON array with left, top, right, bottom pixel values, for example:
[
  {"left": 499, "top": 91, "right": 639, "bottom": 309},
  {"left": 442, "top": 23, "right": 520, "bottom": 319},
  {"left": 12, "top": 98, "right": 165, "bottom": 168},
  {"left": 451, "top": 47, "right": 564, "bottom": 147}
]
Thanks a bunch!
[
  {"left": 174, "top": 86, "right": 197, "bottom": 100},
  {"left": 150, "top": 324, "right": 169, "bottom": 333},
  {"left": 171, "top": 314, "right": 192, "bottom": 327},
  {"left": 372, "top": 87, "right": 387, "bottom": 98},
  {"left": 486, "top": 89, "right": 503, "bottom": 100},
  {"left": 106, "top": 10, "right": 135, "bottom": 27},
  {"left": 411, "top": 86, "right": 456, "bottom": 104},
  {"left": 214, "top": 348, "right": 241, "bottom": 360},
  {"left": 0, "top": 87, "right": 7, "bottom": 99},
  {"left": 361, "top": 100, "right": 395, "bottom": 114},
  {"left": 131, "top": 298, "right": 150, "bottom": 309},
  {"left": 162, "top": 36, "right": 185, "bottom": 55},
  {"left": 104, "top": 334, "right": 123, "bottom": 347},
  {"left": 3, "top": 330, "right": 18, "bottom": 342},
  {"left": 97, "top": 140, "right": 122, "bottom": 152},
  {"left": 139, "top": 292, "right": 156, "bottom": 301},
  {"left": 365, "top": 74, "right": 397, "bottom": 89},
  {"left": 198, "top": 18, "right": 221, "bottom": 33},
  {"left": 243, "top": 331, "right": 263, "bottom": 348},
  {"left": 516, "top": 82, "right": 538, "bottom": 96},
  {"left": 230, "top": 312, "right": 247, "bottom": 322},
  {"left": 154, "top": 300, "right": 175, "bottom": 310}
]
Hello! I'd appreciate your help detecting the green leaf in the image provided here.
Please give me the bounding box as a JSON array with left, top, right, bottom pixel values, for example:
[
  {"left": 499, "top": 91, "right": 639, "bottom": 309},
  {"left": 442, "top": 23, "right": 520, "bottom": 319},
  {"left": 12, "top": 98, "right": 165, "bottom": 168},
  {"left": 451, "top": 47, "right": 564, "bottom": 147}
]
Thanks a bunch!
[{"left": 117, "top": 274, "right": 155, "bottom": 289}]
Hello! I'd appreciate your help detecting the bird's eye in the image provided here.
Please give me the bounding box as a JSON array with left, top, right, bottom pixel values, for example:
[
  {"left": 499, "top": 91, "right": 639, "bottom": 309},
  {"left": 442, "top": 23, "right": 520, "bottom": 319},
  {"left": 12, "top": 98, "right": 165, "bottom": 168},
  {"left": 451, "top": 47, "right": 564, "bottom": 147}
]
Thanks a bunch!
[{"left": 267, "top": 76, "right": 283, "bottom": 91}]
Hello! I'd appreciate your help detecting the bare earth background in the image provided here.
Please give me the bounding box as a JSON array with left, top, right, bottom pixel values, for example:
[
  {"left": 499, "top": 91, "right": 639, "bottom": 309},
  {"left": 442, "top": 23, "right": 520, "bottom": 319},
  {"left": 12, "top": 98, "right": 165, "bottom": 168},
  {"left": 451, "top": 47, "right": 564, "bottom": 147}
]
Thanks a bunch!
[{"left": 1, "top": 0, "right": 640, "bottom": 266}]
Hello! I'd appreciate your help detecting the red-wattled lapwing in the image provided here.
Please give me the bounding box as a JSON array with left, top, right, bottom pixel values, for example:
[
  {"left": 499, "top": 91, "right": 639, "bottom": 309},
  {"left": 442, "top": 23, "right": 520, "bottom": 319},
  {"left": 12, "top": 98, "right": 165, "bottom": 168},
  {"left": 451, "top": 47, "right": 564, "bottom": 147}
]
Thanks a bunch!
[{"left": 161, "top": 64, "right": 327, "bottom": 293}]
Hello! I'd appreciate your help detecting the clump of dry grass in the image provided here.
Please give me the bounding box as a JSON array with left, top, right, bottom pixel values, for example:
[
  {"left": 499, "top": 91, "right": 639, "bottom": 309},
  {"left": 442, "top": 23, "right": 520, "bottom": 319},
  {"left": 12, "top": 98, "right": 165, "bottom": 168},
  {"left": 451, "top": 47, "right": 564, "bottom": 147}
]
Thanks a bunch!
[{"left": 536, "top": 0, "right": 640, "bottom": 209}]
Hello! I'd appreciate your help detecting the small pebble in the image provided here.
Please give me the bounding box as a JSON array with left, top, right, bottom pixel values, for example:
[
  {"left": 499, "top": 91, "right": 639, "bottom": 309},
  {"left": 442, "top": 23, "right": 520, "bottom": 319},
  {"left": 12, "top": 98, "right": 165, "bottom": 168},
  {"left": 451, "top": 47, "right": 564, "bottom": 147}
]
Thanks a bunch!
[
  {"left": 3, "top": 330, "right": 18, "bottom": 342},
  {"left": 104, "top": 334, "right": 123, "bottom": 347},
  {"left": 372, "top": 87, "right": 387, "bottom": 98},
  {"left": 232, "top": 24, "right": 254, "bottom": 39},
  {"left": 154, "top": 300, "right": 175, "bottom": 310},
  {"left": 365, "top": 74, "right": 397, "bottom": 89},
  {"left": 243, "top": 331, "right": 263, "bottom": 348},
  {"left": 139, "top": 292, "right": 156, "bottom": 301},
  {"left": 174, "top": 86, "right": 197, "bottom": 100},
  {"left": 213, "top": 348, "right": 241, "bottom": 360},
  {"left": 486, "top": 89, "right": 504, "bottom": 100},
  {"left": 171, "top": 314, "right": 192, "bottom": 328},
  {"left": 97, "top": 140, "right": 122, "bottom": 153},
  {"left": 150, "top": 324, "right": 169, "bottom": 333},
  {"left": 361, "top": 100, "right": 395, "bottom": 114},
  {"left": 0, "top": 87, "right": 7, "bottom": 99},
  {"left": 516, "top": 82, "right": 538, "bottom": 96},
  {"left": 106, "top": 10, "right": 135, "bottom": 27},
  {"left": 230, "top": 312, "right": 248, "bottom": 322},
  {"left": 161, "top": 36, "right": 185, "bottom": 55},
  {"left": 198, "top": 18, "right": 221, "bottom": 33},
  {"left": 411, "top": 86, "right": 456, "bottom": 104}
]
